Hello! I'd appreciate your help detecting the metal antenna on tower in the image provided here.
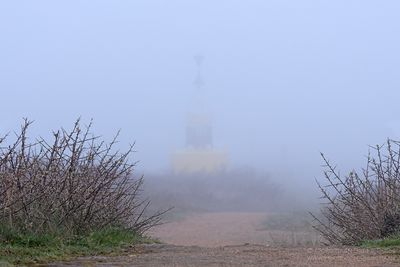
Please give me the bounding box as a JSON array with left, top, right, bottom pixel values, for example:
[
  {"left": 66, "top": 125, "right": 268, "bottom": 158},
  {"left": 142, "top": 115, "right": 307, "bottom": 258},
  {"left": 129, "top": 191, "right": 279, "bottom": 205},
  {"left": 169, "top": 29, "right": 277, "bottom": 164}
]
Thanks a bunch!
[{"left": 194, "top": 54, "right": 205, "bottom": 90}]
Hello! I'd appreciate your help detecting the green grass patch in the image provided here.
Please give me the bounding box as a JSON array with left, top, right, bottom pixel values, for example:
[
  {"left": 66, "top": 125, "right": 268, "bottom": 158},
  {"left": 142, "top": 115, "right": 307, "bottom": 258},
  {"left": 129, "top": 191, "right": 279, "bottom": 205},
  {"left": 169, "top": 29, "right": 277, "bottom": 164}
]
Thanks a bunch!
[
  {"left": 361, "top": 235, "right": 400, "bottom": 248},
  {"left": 0, "top": 227, "right": 154, "bottom": 265}
]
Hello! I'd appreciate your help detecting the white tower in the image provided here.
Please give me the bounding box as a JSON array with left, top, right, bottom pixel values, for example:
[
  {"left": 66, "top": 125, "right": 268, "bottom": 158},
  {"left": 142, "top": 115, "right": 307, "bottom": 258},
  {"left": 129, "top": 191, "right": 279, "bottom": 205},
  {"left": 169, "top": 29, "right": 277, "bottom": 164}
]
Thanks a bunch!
[
  {"left": 186, "top": 55, "right": 212, "bottom": 149},
  {"left": 171, "top": 56, "right": 228, "bottom": 174}
]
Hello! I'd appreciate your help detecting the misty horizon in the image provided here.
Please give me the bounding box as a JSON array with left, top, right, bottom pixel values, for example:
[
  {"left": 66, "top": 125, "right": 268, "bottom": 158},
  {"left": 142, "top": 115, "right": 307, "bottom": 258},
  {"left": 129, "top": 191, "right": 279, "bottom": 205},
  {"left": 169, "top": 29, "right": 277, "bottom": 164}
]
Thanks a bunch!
[{"left": 1, "top": 1, "right": 400, "bottom": 189}]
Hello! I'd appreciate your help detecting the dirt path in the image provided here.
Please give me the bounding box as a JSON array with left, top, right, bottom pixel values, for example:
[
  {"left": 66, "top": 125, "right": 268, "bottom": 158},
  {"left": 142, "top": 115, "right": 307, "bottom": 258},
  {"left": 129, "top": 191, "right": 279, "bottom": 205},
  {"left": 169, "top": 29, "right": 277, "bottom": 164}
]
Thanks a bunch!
[
  {"left": 50, "top": 212, "right": 400, "bottom": 266},
  {"left": 150, "top": 212, "right": 270, "bottom": 247},
  {"left": 54, "top": 243, "right": 400, "bottom": 267}
]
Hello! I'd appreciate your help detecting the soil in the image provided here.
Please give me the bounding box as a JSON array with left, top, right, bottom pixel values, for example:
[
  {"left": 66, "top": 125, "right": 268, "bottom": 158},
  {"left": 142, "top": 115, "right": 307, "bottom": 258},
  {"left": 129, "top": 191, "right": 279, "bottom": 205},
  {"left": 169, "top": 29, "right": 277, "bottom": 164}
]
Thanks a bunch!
[{"left": 48, "top": 212, "right": 400, "bottom": 266}]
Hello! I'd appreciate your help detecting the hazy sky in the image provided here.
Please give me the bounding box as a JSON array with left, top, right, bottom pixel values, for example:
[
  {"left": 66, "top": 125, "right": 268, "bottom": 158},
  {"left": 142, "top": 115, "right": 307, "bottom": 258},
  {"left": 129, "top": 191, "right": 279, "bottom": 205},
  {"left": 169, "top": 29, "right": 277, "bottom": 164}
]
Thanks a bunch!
[{"left": 1, "top": 1, "right": 400, "bottom": 183}]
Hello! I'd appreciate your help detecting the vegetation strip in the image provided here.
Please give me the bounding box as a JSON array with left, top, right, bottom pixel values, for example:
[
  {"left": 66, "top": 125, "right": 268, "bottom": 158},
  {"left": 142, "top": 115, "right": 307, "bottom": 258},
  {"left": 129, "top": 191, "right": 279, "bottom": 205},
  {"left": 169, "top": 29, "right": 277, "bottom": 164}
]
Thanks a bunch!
[
  {"left": 0, "top": 120, "right": 166, "bottom": 265},
  {"left": 0, "top": 227, "right": 155, "bottom": 265}
]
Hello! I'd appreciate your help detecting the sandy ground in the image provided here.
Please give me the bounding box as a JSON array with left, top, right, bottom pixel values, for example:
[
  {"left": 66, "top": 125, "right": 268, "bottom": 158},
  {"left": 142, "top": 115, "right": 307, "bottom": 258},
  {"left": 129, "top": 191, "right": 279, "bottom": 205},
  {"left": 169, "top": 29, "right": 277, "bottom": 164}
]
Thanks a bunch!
[
  {"left": 149, "top": 212, "right": 271, "bottom": 247},
  {"left": 49, "top": 212, "right": 400, "bottom": 266},
  {"left": 149, "top": 212, "right": 322, "bottom": 247}
]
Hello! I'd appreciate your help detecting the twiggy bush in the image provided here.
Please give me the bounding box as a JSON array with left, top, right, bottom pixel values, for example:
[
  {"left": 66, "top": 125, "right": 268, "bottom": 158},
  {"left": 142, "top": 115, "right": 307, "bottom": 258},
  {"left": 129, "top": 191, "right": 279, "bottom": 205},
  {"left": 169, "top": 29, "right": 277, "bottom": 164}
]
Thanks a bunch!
[
  {"left": 312, "top": 140, "right": 400, "bottom": 245},
  {"left": 0, "top": 119, "right": 165, "bottom": 236}
]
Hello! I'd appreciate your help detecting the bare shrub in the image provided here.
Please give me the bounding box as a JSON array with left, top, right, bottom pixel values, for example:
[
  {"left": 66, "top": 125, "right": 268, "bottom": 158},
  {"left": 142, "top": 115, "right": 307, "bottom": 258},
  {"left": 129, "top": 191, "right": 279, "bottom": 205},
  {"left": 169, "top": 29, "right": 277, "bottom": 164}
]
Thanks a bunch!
[
  {"left": 311, "top": 140, "right": 400, "bottom": 245},
  {"left": 0, "top": 119, "right": 166, "bottom": 235}
]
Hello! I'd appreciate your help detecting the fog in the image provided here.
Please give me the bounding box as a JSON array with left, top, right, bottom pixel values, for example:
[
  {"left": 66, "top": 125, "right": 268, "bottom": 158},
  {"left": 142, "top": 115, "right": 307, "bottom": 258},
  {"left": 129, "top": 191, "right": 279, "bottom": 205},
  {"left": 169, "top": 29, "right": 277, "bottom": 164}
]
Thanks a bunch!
[{"left": 1, "top": 1, "right": 400, "bottom": 210}]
